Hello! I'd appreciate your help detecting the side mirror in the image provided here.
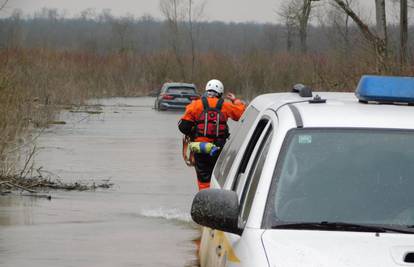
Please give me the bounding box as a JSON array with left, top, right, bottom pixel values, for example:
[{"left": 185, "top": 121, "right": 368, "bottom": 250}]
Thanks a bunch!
[{"left": 191, "top": 189, "right": 242, "bottom": 235}]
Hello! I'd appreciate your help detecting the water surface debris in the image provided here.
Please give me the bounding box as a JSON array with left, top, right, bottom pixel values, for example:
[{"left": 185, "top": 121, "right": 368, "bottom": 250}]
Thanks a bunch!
[
  {"left": 0, "top": 175, "right": 114, "bottom": 198},
  {"left": 48, "top": 120, "right": 67, "bottom": 125}
]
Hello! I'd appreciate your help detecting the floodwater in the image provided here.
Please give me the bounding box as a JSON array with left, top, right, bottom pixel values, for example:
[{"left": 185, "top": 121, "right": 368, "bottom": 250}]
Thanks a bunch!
[{"left": 0, "top": 97, "right": 200, "bottom": 267}]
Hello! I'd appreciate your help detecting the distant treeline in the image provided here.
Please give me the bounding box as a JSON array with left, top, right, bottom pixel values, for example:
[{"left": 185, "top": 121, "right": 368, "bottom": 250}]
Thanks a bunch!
[{"left": 1, "top": 11, "right": 414, "bottom": 57}]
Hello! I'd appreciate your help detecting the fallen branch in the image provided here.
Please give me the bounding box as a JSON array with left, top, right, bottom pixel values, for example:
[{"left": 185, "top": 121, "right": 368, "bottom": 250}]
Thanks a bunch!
[
  {"left": 0, "top": 174, "right": 114, "bottom": 193},
  {"left": 0, "top": 179, "right": 52, "bottom": 199},
  {"left": 20, "top": 193, "right": 52, "bottom": 200},
  {"left": 0, "top": 0, "right": 9, "bottom": 11},
  {"left": 4, "top": 181, "right": 38, "bottom": 193}
]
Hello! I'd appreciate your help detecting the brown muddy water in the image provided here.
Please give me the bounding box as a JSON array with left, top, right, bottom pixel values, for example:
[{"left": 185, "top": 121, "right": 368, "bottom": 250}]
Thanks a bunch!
[{"left": 0, "top": 97, "right": 200, "bottom": 267}]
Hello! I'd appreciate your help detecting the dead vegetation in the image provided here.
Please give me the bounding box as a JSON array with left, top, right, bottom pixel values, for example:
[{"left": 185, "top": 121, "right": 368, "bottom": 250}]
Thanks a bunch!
[
  {"left": 0, "top": 174, "right": 114, "bottom": 199},
  {"left": 1, "top": 143, "right": 114, "bottom": 197}
]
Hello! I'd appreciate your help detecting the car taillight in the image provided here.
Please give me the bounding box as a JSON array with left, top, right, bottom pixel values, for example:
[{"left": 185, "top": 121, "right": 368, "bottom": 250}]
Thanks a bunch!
[
  {"left": 190, "top": 96, "right": 200, "bottom": 100},
  {"left": 162, "top": 94, "right": 174, "bottom": 100}
]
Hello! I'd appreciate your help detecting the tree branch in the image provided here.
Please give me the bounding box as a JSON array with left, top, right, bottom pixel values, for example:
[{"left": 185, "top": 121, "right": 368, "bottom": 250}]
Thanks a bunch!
[
  {"left": 0, "top": 0, "right": 8, "bottom": 11},
  {"left": 331, "top": 0, "right": 378, "bottom": 43}
]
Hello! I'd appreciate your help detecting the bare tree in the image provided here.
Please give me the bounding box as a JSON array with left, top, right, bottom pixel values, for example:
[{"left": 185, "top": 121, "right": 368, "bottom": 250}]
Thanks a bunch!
[
  {"left": 98, "top": 9, "right": 113, "bottom": 23},
  {"left": 187, "top": 0, "right": 205, "bottom": 80},
  {"left": 111, "top": 15, "right": 134, "bottom": 52},
  {"left": 298, "top": 0, "right": 321, "bottom": 53},
  {"left": 159, "top": 0, "right": 205, "bottom": 81},
  {"left": 160, "top": 0, "right": 187, "bottom": 80},
  {"left": 336, "top": 0, "right": 352, "bottom": 52},
  {"left": 188, "top": 0, "right": 195, "bottom": 79},
  {"left": 395, "top": 0, "right": 414, "bottom": 69},
  {"left": 400, "top": 0, "right": 408, "bottom": 69},
  {"left": 322, "top": 0, "right": 353, "bottom": 54},
  {"left": 80, "top": 8, "right": 96, "bottom": 21},
  {"left": 262, "top": 24, "right": 279, "bottom": 53},
  {"left": 375, "top": 0, "right": 387, "bottom": 52},
  {"left": 7, "top": 9, "right": 23, "bottom": 48},
  {"left": 0, "top": 0, "right": 8, "bottom": 11},
  {"left": 278, "top": 1, "right": 297, "bottom": 52},
  {"left": 332, "top": 0, "right": 388, "bottom": 72},
  {"left": 279, "top": 0, "right": 320, "bottom": 53}
]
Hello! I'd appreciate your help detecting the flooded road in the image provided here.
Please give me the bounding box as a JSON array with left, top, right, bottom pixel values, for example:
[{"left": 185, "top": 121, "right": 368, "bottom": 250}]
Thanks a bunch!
[{"left": 0, "top": 97, "right": 200, "bottom": 267}]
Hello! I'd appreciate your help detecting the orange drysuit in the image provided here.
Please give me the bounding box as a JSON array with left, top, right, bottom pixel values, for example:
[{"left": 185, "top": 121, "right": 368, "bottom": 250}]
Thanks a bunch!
[{"left": 179, "top": 96, "right": 246, "bottom": 190}]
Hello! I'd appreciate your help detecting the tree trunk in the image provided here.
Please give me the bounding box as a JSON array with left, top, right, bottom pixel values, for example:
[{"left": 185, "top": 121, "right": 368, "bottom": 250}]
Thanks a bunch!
[
  {"left": 160, "top": 0, "right": 187, "bottom": 80},
  {"left": 344, "top": 0, "right": 350, "bottom": 53},
  {"left": 287, "top": 24, "right": 294, "bottom": 52},
  {"left": 0, "top": 0, "right": 8, "bottom": 11},
  {"left": 188, "top": 0, "right": 195, "bottom": 80},
  {"left": 375, "top": 0, "right": 387, "bottom": 54},
  {"left": 400, "top": 0, "right": 408, "bottom": 69},
  {"left": 299, "top": 0, "right": 312, "bottom": 53}
]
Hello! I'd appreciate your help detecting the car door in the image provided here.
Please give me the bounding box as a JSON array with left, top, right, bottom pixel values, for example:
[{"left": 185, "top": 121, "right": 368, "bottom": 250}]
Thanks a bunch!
[
  {"left": 212, "top": 114, "right": 276, "bottom": 267},
  {"left": 199, "top": 106, "right": 260, "bottom": 267}
]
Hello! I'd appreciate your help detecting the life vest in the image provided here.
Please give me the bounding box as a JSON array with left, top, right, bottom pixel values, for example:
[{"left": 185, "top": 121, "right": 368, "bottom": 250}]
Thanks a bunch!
[{"left": 195, "top": 97, "right": 229, "bottom": 139}]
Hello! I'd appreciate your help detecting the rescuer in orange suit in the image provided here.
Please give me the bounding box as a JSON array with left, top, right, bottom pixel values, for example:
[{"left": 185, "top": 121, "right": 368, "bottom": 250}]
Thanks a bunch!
[{"left": 178, "top": 79, "right": 246, "bottom": 190}]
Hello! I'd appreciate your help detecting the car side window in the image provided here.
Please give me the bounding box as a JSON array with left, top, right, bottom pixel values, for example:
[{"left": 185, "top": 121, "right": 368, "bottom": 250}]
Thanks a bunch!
[
  {"left": 239, "top": 127, "right": 273, "bottom": 226},
  {"left": 232, "top": 119, "right": 270, "bottom": 192},
  {"left": 214, "top": 106, "right": 259, "bottom": 187}
]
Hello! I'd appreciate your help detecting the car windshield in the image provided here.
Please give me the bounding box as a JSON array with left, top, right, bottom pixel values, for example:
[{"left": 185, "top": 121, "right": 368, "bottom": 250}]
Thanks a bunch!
[
  {"left": 264, "top": 128, "right": 414, "bottom": 229},
  {"left": 167, "top": 87, "right": 196, "bottom": 94}
]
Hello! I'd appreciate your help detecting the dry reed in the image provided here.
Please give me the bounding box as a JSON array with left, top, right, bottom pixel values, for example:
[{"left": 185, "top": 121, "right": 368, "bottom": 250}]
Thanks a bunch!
[{"left": 1, "top": 47, "right": 412, "bottom": 175}]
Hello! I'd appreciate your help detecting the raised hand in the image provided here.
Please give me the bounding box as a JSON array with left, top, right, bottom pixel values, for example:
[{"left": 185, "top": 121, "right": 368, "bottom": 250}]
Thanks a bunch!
[{"left": 226, "top": 92, "right": 236, "bottom": 102}]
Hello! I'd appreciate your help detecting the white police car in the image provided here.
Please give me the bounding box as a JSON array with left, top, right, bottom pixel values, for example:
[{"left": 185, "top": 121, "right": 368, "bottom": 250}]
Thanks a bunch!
[{"left": 191, "top": 75, "right": 414, "bottom": 267}]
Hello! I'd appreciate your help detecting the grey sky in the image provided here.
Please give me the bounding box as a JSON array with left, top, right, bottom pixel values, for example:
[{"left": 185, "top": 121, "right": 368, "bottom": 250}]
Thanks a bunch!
[{"left": 4, "top": 0, "right": 375, "bottom": 23}]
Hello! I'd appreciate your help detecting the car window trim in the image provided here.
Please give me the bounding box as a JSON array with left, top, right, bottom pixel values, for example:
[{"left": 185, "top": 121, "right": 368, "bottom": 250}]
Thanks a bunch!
[
  {"left": 214, "top": 106, "right": 260, "bottom": 188},
  {"left": 235, "top": 121, "right": 271, "bottom": 196},
  {"left": 239, "top": 125, "right": 273, "bottom": 227},
  {"left": 232, "top": 116, "right": 271, "bottom": 191}
]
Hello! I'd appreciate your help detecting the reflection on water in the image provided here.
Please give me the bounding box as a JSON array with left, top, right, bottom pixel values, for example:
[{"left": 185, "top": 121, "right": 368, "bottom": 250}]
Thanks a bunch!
[
  {"left": 0, "top": 196, "right": 38, "bottom": 226},
  {"left": 0, "top": 97, "right": 200, "bottom": 267}
]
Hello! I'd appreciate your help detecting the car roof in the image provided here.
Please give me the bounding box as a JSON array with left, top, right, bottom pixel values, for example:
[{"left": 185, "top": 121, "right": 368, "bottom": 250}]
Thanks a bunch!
[
  {"left": 163, "top": 82, "right": 196, "bottom": 88},
  {"left": 250, "top": 92, "right": 414, "bottom": 129}
]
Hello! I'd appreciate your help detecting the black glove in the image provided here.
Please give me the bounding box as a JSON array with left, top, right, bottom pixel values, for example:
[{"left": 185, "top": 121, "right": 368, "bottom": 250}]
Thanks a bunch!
[{"left": 178, "top": 119, "right": 195, "bottom": 136}]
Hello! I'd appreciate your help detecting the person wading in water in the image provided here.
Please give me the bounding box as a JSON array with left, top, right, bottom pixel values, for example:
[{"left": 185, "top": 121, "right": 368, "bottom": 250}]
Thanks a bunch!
[{"left": 178, "top": 79, "right": 246, "bottom": 190}]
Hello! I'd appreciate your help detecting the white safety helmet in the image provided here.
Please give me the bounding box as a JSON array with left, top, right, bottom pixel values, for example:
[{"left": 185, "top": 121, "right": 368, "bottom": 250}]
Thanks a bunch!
[{"left": 205, "top": 79, "right": 224, "bottom": 95}]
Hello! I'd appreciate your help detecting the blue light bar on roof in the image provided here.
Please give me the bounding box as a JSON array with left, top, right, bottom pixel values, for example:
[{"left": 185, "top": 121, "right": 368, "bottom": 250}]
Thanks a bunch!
[{"left": 356, "top": 75, "right": 414, "bottom": 104}]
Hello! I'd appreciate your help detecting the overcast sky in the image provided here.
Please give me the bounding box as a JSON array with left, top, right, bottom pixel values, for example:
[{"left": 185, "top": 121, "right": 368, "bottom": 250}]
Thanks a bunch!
[{"left": 2, "top": 0, "right": 376, "bottom": 23}]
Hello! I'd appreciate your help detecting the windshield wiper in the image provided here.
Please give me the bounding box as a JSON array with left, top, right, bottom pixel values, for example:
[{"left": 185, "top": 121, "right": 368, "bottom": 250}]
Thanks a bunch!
[{"left": 272, "top": 221, "right": 414, "bottom": 234}]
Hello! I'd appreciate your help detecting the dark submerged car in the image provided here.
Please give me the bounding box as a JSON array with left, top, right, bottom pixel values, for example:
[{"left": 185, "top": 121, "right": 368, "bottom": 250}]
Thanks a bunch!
[{"left": 154, "top": 82, "right": 199, "bottom": 110}]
